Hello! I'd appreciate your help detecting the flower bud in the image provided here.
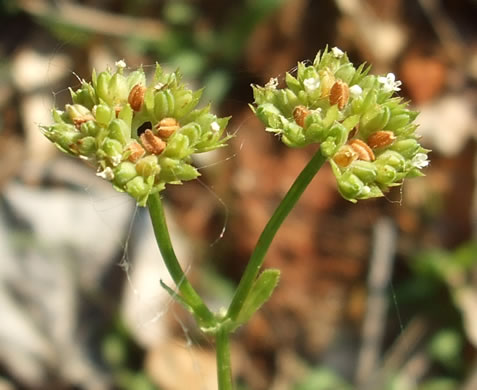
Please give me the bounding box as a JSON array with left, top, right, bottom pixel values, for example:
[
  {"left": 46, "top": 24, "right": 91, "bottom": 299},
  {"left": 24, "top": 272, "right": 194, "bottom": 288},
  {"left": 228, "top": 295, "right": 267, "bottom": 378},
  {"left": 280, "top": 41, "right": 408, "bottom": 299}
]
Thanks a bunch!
[
  {"left": 391, "top": 138, "right": 420, "bottom": 159},
  {"left": 108, "top": 119, "right": 130, "bottom": 145},
  {"left": 94, "top": 104, "right": 115, "bottom": 126},
  {"left": 101, "top": 138, "right": 123, "bottom": 165},
  {"left": 376, "top": 164, "right": 397, "bottom": 185},
  {"left": 154, "top": 90, "right": 175, "bottom": 120},
  {"left": 74, "top": 136, "right": 96, "bottom": 156},
  {"left": 350, "top": 160, "right": 377, "bottom": 182},
  {"left": 125, "top": 176, "right": 152, "bottom": 206},
  {"left": 113, "top": 161, "right": 138, "bottom": 186},
  {"left": 66, "top": 104, "right": 94, "bottom": 128},
  {"left": 135, "top": 155, "right": 160, "bottom": 177}
]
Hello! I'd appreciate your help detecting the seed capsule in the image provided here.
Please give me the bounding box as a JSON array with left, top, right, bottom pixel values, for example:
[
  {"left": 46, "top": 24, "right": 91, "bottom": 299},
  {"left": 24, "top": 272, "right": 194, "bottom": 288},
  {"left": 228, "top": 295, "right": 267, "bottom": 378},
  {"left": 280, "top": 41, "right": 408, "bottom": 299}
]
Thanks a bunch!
[
  {"left": 293, "top": 105, "right": 310, "bottom": 127},
  {"left": 140, "top": 129, "right": 166, "bottom": 155},
  {"left": 367, "top": 130, "right": 396, "bottom": 149},
  {"left": 349, "top": 139, "right": 375, "bottom": 161},
  {"left": 128, "top": 84, "right": 146, "bottom": 112},
  {"left": 127, "top": 141, "right": 146, "bottom": 162},
  {"left": 329, "top": 80, "right": 350, "bottom": 110},
  {"left": 156, "top": 117, "right": 180, "bottom": 139},
  {"left": 333, "top": 144, "right": 358, "bottom": 167}
]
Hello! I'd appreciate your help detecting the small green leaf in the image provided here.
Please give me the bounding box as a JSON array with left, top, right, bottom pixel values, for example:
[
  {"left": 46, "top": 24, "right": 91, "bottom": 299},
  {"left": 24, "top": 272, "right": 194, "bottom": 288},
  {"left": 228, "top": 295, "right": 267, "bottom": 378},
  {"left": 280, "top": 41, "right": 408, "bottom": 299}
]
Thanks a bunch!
[
  {"left": 236, "top": 269, "right": 280, "bottom": 325},
  {"left": 160, "top": 280, "right": 195, "bottom": 315}
]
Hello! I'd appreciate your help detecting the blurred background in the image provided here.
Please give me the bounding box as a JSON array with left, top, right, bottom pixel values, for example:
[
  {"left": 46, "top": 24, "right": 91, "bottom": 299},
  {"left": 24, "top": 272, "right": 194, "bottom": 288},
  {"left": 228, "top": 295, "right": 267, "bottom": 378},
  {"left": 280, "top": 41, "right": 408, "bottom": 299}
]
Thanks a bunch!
[{"left": 1, "top": 0, "right": 477, "bottom": 389}]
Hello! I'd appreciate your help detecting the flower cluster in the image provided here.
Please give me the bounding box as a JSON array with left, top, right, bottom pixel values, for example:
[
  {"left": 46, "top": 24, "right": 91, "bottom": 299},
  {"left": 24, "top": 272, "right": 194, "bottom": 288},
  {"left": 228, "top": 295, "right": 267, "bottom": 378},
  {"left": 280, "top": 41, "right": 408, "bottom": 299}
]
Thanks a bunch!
[
  {"left": 251, "top": 47, "right": 429, "bottom": 202},
  {"left": 42, "top": 61, "right": 230, "bottom": 206}
]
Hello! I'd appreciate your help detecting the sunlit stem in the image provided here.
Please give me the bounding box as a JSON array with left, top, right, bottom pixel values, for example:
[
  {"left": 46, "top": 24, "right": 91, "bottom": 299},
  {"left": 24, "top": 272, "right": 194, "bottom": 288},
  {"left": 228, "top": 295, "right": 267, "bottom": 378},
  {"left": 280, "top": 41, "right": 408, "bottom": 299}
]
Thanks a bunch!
[
  {"left": 227, "top": 148, "right": 327, "bottom": 320},
  {"left": 147, "top": 193, "right": 215, "bottom": 326}
]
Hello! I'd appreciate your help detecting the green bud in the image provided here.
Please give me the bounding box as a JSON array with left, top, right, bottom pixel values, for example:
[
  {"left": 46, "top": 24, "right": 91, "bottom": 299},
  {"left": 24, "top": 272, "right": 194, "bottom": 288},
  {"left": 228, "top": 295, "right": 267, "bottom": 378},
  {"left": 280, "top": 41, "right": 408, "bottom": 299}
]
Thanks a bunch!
[
  {"left": 179, "top": 122, "right": 201, "bottom": 145},
  {"left": 109, "top": 73, "right": 129, "bottom": 103},
  {"left": 113, "top": 161, "right": 138, "bottom": 186},
  {"left": 117, "top": 104, "right": 133, "bottom": 127},
  {"left": 80, "top": 120, "right": 101, "bottom": 137},
  {"left": 386, "top": 113, "right": 410, "bottom": 131},
  {"left": 70, "top": 83, "right": 97, "bottom": 109},
  {"left": 376, "top": 150, "right": 406, "bottom": 171},
  {"left": 101, "top": 138, "right": 123, "bottom": 165},
  {"left": 94, "top": 104, "right": 115, "bottom": 126},
  {"left": 391, "top": 138, "right": 420, "bottom": 159},
  {"left": 376, "top": 164, "right": 397, "bottom": 185},
  {"left": 320, "top": 122, "right": 347, "bottom": 157},
  {"left": 337, "top": 171, "right": 364, "bottom": 202},
  {"left": 154, "top": 90, "right": 175, "bottom": 120},
  {"left": 96, "top": 71, "right": 113, "bottom": 105},
  {"left": 125, "top": 176, "right": 152, "bottom": 206},
  {"left": 108, "top": 119, "right": 130, "bottom": 145},
  {"left": 360, "top": 105, "right": 390, "bottom": 136},
  {"left": 164, "top": 133, "right": 192, "bottom": 158},
  {"left": 335, "top": 63, "right": 355, "bottom": 84},
  {"left": 135, "top": 155, "right": 160, "bottom": 177},
  {"left": 350, "top": 160, "right": 377, "bottom": 183},
  {"left": 66, "top": 104, "right": 94, "bottom": 124},
  {"left": 75, "top": 136, "right": 96, "bottom": 156},
  {"left": 126, "top": 69, "right": 146, "bottom": 90}
]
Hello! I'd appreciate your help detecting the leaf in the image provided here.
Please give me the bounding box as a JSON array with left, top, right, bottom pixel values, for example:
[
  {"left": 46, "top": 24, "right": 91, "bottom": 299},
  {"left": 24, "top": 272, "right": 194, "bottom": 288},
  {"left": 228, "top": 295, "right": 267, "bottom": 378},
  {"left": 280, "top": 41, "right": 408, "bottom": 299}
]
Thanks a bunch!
[
  {"left": 236, "top": 269, "right": 280, "bottom": 325},
  {"left": 160, "top": 280, "right": 195, "bottom": 314}
]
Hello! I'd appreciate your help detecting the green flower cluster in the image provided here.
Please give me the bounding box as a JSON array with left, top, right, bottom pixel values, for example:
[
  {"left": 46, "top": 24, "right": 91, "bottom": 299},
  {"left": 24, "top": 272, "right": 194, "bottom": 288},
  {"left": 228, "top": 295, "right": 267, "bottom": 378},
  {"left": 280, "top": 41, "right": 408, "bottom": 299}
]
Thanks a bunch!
[
  {"left": 42, "top": 61, "right": 230, "bottom": 206},
  {"left": 251, "top": 47, "right": 429, "bottom": 202}
]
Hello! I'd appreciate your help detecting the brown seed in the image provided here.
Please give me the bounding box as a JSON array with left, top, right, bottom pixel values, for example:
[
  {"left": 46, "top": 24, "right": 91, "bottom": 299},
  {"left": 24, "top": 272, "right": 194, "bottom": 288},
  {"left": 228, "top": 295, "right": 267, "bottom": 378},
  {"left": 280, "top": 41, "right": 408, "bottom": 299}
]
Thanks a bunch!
[
  {"left": 333, "top": 145, "right": 358, "bottom": 167},
  {"left": 156, "top": 117, "right": 180, "bottom": 139},
  {"left": 140, "top": 129, "right": 166, "bottom": 155},
  {"left": 349, "top": 139, "right": 375, "bottom": 161},
  {"left": 367, "top": 130, "right": 396, "bottom": 149},
  {"left": 127, "top": 141, "right": 146, "bottom": 162},
  {"left": 128, "top": 84, "right": 146, "bottom": 112},
  {"left": 293, "top": 105, "right": 310, "bottom": 127},
  {"left": 329, "top": 80, "right": 350, "bottom": 110}
]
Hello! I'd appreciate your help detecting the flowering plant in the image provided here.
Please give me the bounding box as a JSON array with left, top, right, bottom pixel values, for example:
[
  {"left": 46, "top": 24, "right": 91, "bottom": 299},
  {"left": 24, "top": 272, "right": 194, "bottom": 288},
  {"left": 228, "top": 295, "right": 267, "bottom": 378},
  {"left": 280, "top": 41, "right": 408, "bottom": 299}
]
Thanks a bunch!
[{"left": 41, "top": 48, "right": 429, "bottom": 389}]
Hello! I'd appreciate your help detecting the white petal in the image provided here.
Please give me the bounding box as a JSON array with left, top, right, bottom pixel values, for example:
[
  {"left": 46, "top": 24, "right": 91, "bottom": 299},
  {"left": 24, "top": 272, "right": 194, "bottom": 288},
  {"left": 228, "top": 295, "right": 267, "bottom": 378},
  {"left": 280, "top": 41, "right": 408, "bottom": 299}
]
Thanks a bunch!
[
  {"left": 304, "top": 77, "right": 320, "bottom": 91},
  {"left": 331, "top": 47, "right": 344, "bottom": 58},
  {"left": 96, "top": 167, "right": 115, "bottom": 181},
  {"left": 115, "top": 59, "right": 126, "bottom": 69},
  {"left": 349, "top": 84, "right": 363, "bottom": 97}
]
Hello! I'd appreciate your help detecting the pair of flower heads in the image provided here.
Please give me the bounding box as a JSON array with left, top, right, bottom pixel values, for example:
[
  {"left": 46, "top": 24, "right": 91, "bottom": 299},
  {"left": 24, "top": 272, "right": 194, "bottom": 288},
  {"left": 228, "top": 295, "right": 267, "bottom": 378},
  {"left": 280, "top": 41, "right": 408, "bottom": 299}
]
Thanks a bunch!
[{"left": 42, "top": 47, "right": 429, "bottom": 205}]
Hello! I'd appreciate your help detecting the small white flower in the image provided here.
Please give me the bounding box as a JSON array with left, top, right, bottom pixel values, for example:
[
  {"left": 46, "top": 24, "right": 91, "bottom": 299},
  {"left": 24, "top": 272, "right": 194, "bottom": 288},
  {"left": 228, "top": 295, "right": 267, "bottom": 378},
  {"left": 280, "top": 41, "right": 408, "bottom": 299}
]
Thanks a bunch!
[
  {"left": 115, "top": 59, "right": 126, "bottom": 69},
  {"left": 304, "top": 77, "right": 320, "bottom": 92},
  {"left": 111, "top": 155, "right": 122, "bottom": 166},
  {"left": 265, "top": 77, "right": 279, "bottom": 89},
  {"left": 211, "top": 121, "right": 220, "bottom": 132},
  {"left": 412, "top": 153, "right": 429, "bottom": 169},
  {"left": 96, "top": 167, "right": 115, "bottom": 181},
  {"left": 377, "top": 73, "right": 402, "bottom": 93},
  {"left": 349, "top": 84, "right": 363, "bottom": 98},
  {"left": 331, "top": 47, "right": 344, "bottom": 58}
]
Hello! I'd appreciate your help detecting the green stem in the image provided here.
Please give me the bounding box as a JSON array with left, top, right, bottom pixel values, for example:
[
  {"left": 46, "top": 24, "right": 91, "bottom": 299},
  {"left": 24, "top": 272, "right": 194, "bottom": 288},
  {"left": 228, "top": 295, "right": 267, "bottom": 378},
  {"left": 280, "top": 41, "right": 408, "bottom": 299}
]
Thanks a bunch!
[
  {"left": 147, "top": 193, "right": 215, "bottom": 326},
  {"left": 227, "top": 148, "right": 327, "bottom": 320},
  {"left": 216, "top": 327, "right": 234, "bottom": 390}
]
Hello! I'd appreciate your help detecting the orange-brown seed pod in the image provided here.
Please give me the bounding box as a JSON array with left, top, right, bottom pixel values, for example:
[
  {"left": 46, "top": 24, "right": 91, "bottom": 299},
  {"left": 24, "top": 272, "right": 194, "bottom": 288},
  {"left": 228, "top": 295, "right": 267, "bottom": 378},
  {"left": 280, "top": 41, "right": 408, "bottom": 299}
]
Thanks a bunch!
[
  {"left": 333, "top": 145, "right": 359, "bottom": 167},
  {"left": 293, "top": 105, "right": 310, "bottom": 128},
  {"left": 349, "top": 139, "right": 375, "bottom": 161},
  {"left": 128, "top": 84, "right": 146, "bottom": 112},
  {"left": 156, "top": 117, "right": 180, "bottom": 139},
  {"left": 367, "top": 130, "right": 396, "bottom": 149},
  {"left": 329, "top": 80, "right": 350, "bottom": 110},
  {"left": 140, "top": 129, "right": 166, "bottom": 155},
  {"left": 127, "top": 141, "right": 146, "bottom": 162}
]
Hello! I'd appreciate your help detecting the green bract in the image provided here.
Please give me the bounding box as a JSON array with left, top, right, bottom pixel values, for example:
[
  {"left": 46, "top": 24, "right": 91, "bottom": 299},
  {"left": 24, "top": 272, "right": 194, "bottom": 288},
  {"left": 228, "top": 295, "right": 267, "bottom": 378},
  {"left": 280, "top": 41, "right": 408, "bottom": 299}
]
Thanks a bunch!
[
  {"left": 42, "top": 61, "right": 230, "bottom": 206},
  {"left": 251, "top": 47, "right": 429, "bottom": 202}
]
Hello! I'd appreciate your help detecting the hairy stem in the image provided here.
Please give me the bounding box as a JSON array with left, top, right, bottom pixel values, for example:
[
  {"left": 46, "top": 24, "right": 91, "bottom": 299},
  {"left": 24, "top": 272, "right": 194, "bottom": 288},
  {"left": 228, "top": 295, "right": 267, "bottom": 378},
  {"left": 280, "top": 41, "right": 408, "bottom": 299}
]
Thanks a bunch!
[
  {"left": 147, "top": 193, "right": 215, "bottom": 326},
  {"left": 227, "top": 148, "right": 327, "bottom": 320}
]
